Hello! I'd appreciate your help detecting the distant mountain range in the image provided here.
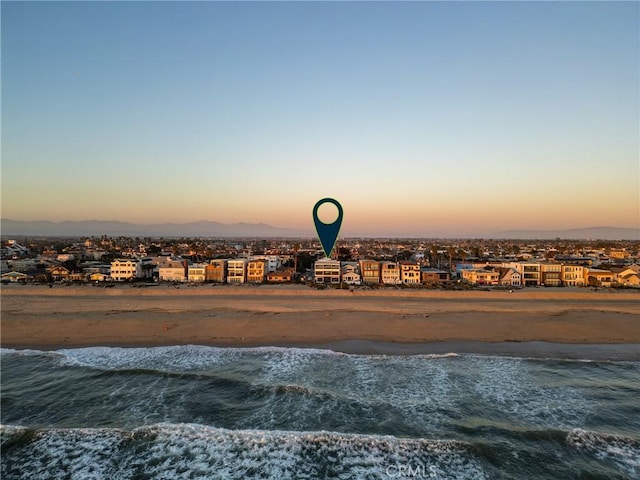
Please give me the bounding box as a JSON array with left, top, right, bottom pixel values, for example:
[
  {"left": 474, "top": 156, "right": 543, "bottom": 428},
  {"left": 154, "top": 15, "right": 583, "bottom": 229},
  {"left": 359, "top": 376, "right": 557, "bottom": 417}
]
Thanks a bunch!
[
  {"left": 1, "top": 220, "right": 637, "bottom": 240},
  {"left": 0, "top": 219, "right": 313, "bottom": 238},
  {"left": 492, "top": 227, "right": 639, "bottom": 241}
]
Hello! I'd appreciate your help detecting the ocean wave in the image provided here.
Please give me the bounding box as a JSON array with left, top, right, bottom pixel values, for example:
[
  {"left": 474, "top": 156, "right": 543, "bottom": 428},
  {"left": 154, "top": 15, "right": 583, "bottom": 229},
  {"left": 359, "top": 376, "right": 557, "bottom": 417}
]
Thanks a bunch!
[
  {"left": 55, "top": 345, "right": 352, "bottom": 372},
  {"left": 567, "top": 428, "right": 640, "bottom": 478},
  {"left": 471, "top": 355, "right": 591, "bottom": 429},
  {"left": 1, "top": 423, "right": 488, "bottom": 480},
  {"left": 3, "top": 346, "right": 614, "bottom": 433},
  {"left": 0, "top": 348, "right": 59, "bottom": 357}
]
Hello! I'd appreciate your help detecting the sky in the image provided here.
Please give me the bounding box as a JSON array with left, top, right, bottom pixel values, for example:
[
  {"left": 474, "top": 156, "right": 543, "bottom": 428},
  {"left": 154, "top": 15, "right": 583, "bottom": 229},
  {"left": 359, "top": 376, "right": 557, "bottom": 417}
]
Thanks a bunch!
[{"left": 2, "top": 1, "right": 639, "bottom": 237}]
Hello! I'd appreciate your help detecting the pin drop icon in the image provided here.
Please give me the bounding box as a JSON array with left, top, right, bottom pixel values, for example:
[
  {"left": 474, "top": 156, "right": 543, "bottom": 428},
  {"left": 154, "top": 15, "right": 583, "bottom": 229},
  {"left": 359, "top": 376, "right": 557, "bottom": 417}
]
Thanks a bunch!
[{"left": 313, "top": 198, "right": 343, "bottom": 258}]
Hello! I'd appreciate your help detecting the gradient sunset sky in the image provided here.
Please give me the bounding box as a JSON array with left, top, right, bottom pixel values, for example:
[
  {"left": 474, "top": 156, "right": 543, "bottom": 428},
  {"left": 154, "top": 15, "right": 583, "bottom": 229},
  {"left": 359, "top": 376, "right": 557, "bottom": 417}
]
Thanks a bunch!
[{"left": 2, "top": 1, "right": 638, "bottom": 237}]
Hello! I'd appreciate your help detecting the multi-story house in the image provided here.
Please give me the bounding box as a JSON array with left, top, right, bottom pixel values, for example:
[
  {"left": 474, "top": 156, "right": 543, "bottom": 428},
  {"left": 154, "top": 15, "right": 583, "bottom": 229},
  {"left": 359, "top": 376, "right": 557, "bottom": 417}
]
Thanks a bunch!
[
  {"left": 49, "top": 265, "right": 70, "bottom": 282},
  {"left": 159, "top": 260, "right": 187, "bottom": 282},
  {"left": 227, "top": 259, "right": 247, "bottom": 284},
  {"left": 541, "top": 263, "right": 562, "bottom": 286},
  {"left": 249, "top": 255, "right": 281, "bottom": 273},
  {"left": 247, "top": 259, "right": 268, "bottom": 283},
  {"left": 399, "top": 262, "right": 420, "bottom": 285},
  {"left": 342, "top": 263, "right": 361, "bottom": 285},
  {"left": 461, "top": 269, "right": 499, "bottom": 285},
  {"left": 205, "top": 259, "right": 227, "bottom": 283},
  {"left": 561, "top": 265, "right": 586, "bottom": 286},
  {"left": 188, "top": 263, "right": 207, "bottom": 282},
  {"left": 420, "top": 268, "right": 450, "bottom": 285},
  {"left": 585, "top": 268, "right": 615, "bottom": 287},
  {"left": 507, "top": 262, "right": 541, "bottom": 287},
  {"left": 380, "top": 261, "right": 401, "bottom": 285},
  {"left": 110, "top": 258, "right": 148, "bottom": 281},
  {"left": 359, "top": 259, "right": 380, "bottom": 284},
  {"left": 497, "top": 267, "right": 521, "bottom": 287},
  {"left": 610, "top": 265, "right": 640, "bottom": 287},
  {"left": 609, "top": 249, "right": 631, "bottom": 261},
  {"left": 314, "top": 258, "right": 341, "bottom": 284}
]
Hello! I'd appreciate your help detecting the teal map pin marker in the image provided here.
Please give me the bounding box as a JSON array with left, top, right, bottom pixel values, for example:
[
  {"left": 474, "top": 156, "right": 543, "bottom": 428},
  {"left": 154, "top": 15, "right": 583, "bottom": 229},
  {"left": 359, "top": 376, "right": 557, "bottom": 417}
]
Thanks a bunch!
[{"left": 313, "top": 198, "right": 343, "bottom": 258}]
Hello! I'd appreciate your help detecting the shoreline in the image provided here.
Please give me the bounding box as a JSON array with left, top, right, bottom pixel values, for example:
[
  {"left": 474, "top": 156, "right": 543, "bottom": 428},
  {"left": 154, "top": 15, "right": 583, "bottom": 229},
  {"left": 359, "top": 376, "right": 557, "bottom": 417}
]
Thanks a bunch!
[
  {"left": 3, "top": 341, "right": 639, "bottom": 361},
  {"left": 2, "top": 284, "right": 638, "bottom": 357}
]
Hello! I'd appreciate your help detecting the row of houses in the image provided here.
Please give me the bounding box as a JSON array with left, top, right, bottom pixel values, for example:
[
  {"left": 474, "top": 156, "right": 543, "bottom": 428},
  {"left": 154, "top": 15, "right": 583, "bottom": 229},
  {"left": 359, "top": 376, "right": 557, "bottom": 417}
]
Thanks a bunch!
[
  {"left": 313, "top": 259, "right": 640, "bottom": 288},
  {"left": 313, "top": 258, "right": 450, "bottom": 286},
  {"left": 108, "top": 256, "right": 292, "bottom": 284},
  {"left": 457, "top": 262, "right": 640, "bottom": 287},
  {"left": 3, "top": 253, "right": 638, "bottom": 288}
]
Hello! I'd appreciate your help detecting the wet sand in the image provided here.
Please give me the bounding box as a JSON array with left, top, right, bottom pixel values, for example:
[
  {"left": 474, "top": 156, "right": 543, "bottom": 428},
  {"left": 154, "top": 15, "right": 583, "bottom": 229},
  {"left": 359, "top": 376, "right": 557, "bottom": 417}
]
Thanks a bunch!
[{"left": 1, "top": 284, "right": 638, "bottom": 354}]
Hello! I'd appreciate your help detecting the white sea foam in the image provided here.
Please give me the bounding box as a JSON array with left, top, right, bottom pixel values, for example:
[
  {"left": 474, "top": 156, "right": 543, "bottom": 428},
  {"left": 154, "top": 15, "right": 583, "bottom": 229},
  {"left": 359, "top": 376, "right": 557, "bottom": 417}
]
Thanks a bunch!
[
  {"left": 56, "top": 345, "right": 345, "bottom": 372},
  {"left": 567, "top": 428, "right": 640, "bottom": 478},
  {"left": 0, "top": 348, "right": 56, "bottom": 357},
  {"left": 239, "top": 352, "right": 459, "bottom": 435},
  {"left": 471, "top": 356, "right": 591, "bottom": 429},
  {"left": 1, "top": 423, "right": 488, "bottom": 480}
]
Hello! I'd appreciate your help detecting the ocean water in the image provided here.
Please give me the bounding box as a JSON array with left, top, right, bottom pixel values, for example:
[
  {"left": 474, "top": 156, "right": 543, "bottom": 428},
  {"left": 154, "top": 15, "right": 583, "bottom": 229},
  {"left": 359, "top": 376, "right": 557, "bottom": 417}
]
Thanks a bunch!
[{"left": 1, "top": 345, "right": 639, "bottom": 479}]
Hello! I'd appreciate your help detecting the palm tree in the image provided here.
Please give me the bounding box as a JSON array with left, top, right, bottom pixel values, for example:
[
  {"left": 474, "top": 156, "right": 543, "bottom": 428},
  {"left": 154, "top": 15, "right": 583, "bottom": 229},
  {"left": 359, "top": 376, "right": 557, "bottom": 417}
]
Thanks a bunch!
[
  {"left": 448, "top": 246, "right": 455, "bottom": 272},
  {"left": 430, "top": 245, "right": 439, "bottom": 268},
  {"left": 293, "top": 243, "right": 301, "bottom": 273}
]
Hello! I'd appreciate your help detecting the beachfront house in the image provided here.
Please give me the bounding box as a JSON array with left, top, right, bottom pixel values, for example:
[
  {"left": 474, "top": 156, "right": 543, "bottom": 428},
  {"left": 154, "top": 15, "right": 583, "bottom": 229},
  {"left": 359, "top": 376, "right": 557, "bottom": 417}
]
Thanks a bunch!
[
  {"left": 266, "top": 268, "right": 294, "bottom": 283},
  {"left": 227, "top": 259, "right": 248, "bottom": 284},
  {"left": 205, "top": 259, "right": 227, "bottom": 283},
  {"left": 159, "top": 260, "right": 187, "bottom": 282},
  {"left": 541, "top": 263, "right": 562, "bottom": 287},
  {"left": 561, "top": 265, "right": 586, "bottom": 286},
  {"left": 399, "top": 262, "right": 420, "bottom": 285},
  {"left": 585, "top": 268, "right": 615, "bottom": 287},
  {"left": 498, "top": 267, "right": 522, "bottom": 287},
  {"left": 380, "top": 261, "right": 401, "bottom": 285},
  {"left": 461, "top": 269, "right": 499, "bottom": 286},
  {"left": 110, "top": 259, "right": 144, "bottom": 281},
  {"left": 188, "top": 263, "right": 207, "bottom": 282},
  {"left": 314, "top": 258, "right": 341, "bottom": 284},
  {"left": 359, "top": 259, "right": 380, "bottom": 284},
  {"left": 420, "top": 268, "right": 450, "bottom": 285},
  {"left": 341, "top": 263, "right": 362, "bottom": 285},
  {"left": 247, "top": 259, "right": 268, "bottom": 283}
]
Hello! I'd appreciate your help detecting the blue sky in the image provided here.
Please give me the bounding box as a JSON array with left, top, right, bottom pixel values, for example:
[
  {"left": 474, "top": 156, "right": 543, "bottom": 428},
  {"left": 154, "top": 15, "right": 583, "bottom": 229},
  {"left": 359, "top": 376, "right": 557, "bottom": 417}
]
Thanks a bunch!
[{"left": 2, "top": 1, "right": 638, "bottom": 236}]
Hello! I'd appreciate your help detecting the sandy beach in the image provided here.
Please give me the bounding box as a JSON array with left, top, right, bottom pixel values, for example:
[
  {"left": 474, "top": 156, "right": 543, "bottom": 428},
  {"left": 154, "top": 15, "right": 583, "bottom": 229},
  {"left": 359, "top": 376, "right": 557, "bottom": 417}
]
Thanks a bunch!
[{"left": 1, "top": 284, "right": 638, "bottom": 351}]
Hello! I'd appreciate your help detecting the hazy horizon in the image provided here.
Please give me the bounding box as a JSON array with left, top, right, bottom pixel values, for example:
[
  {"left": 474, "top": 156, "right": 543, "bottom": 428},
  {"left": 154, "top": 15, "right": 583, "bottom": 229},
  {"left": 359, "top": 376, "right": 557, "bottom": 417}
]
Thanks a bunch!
[
  {"left": 2, "top": 218, "right": 638, "bottom": 240},
  {"left": 2, "top": 2, "right": 638, "bottom": 235}
]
